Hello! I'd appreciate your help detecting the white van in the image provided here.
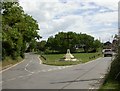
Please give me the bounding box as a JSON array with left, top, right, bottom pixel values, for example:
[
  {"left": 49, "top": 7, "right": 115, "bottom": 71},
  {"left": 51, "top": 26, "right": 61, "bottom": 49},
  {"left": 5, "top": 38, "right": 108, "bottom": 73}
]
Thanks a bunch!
[{"left": 103, "top": 49, "right": 113, "bottom": 57}]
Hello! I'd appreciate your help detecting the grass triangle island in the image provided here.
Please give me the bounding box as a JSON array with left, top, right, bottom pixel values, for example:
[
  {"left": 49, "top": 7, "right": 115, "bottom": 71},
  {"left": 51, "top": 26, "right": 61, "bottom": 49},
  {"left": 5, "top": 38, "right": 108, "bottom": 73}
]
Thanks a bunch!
[{"left": 59, "top": 49, "right": 78, "bottom": 61}]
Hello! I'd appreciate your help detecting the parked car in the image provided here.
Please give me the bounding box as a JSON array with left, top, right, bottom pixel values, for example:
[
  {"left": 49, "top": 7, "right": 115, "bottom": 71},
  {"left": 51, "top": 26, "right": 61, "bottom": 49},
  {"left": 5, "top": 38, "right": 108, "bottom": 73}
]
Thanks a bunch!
[{"left": 103, "top": 49, "right": 113, "bottom": 57}]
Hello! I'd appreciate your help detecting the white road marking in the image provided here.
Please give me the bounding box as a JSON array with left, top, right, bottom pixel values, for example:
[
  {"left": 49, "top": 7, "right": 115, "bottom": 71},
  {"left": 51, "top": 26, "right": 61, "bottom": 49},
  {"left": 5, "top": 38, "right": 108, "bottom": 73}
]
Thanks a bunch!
[
  {"left": 24, "top": 67, "right": 34, "bottom": 74},
  {"left": 25, "top": 74, "right": 32, "bottom": 77},
  {"left": 38, "top": 56, "right": 42, "bottom": 64},
  {"left": 18, "top": 76, "right": 24, "bottom": 78},
  {"left": 62, "top": 67, "right": 66, "bottom": 69},
  {"left": 37, "top": 70, "right": 41, "bottom": 73},
  {"left": 2, "top": 63, "right": 74, "bottom": 84},
  {"left": 2, "top": 74, "right": 33, "bottom": 83},
  {"left": 65, "top": 66, "right": 69, "bottom": 67},
  {"left": 53, "top": 68, "right": 57, "bottom": 70},
  {"left": 2, "top": 74, "right": 32, "bottom": 83},
  {"left": 89, "top": 87, "right": 95, "bottom": 90},
  {"left": 48, "top": 69, "right": 52, "bottom": 71},
  {"left": 24, "top": 60, "right": 35, "bottom": 74},
  {"left": 2, "top": 54, "right": 75, "bottom": 84},
  {"left": 58, "top": 67, "right": 62, "bottom": 69},
  {"left": 42, "top": 70, "right": 46, "bottom": 72},
  {"left": 91, "top": 87, "right": 94, "bottom": 89},
  {"left": 7, "top": 78, "right": 17, "bottom": 81},
  {"left": 25, "top": 64, "right": 29, "bottom": 67},
  {"left": 89, "top": 87, "right": 92, "bottom": 89},
  {"left": 94, "top": 87, "right": 99, "bottom": 89},
  {"left": 100, "top": 76, "right": 104, "bottom": 79}
]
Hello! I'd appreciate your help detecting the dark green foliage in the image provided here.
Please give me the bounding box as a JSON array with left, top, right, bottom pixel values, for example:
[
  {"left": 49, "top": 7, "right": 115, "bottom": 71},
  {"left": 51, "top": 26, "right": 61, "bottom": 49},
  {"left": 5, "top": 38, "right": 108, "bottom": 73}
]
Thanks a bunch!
[
  {"left": 46, "top": 32, "right": 102, "bottom": 53},
  {"left": 26, "top": 39, "right": 37, "bottom": 52},
  {"left": 107, "top": 35, "right": 120, "bottom": 82},
  {"left": 78, "top": 33, "right": 94, "bottom": 53},
  {"left": 99, "top": 35, "right": 120, "bottom": 90},
  {"left": 46, "top": 32, "right": 77, "bottom": 53},
  {"left": 2, "top": 1, "right": 41, "bottom": 60},
  {"left": 109, "top": 46, "right": 120, "bottom": 81},
  {"left": 36, "top": 40, "right": 47, "bottom": 52}
]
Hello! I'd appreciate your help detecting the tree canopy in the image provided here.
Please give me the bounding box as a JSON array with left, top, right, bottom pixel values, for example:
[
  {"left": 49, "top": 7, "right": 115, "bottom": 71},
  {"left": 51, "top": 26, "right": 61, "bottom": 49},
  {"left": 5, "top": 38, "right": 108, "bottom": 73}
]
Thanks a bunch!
[
  {"left": 46, "top": 32, "right": 102, "bottom": 53},
  {"left": 2, "top": 1, "right": 41, "bottom": 60}
]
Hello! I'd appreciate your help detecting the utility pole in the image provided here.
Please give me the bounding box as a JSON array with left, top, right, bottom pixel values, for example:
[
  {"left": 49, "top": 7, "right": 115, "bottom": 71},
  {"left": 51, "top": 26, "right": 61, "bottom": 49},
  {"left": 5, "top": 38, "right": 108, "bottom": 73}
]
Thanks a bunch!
[
  {"left": 118, "top": 28, "right": 120, "bottom": 55},
  {"left": 118, "top": 2, "right": 120, "bottom": 50}
]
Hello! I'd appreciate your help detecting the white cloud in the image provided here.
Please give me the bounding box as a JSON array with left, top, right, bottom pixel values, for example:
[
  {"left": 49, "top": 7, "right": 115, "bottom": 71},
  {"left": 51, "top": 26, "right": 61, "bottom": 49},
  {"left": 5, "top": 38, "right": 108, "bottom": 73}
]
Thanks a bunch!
[
  {"left": 88, "top": 0, "right": 119, "bottom": 10},
  {"left": 19, "top": 0, "right": 40, "bottom": 12},
  {"left": 92, "top": 12, "right": 118, "bottom": 24},
  {"left": 62, "top": 0, "right": 119, "bottom": 10},
  {"left": 19, "top": 0, "right": 118, "bottom": 42},
  {"left": 92, "top": 28, "right": 118, "bottom": 42},
  {"left": 83, "top": 11, "right": 118, "bottom": 29},
  {"left": 63, "top": 15, "right": 89, "bottom": 33}
]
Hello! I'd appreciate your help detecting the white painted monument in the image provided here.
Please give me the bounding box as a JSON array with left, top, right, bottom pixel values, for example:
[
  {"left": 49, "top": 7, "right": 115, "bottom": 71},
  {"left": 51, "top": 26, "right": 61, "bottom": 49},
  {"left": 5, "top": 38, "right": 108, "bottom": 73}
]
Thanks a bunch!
[{"left": 60, "top": 49, "right": 78, "bottom": 61}]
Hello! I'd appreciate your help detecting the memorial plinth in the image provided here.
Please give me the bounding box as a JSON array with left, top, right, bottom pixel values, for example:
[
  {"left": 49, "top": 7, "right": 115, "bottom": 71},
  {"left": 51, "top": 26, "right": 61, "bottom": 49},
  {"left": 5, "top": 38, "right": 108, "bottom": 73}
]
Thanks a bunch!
[{"left": 60, "top": 49, "right": 78, "bottom": 61}]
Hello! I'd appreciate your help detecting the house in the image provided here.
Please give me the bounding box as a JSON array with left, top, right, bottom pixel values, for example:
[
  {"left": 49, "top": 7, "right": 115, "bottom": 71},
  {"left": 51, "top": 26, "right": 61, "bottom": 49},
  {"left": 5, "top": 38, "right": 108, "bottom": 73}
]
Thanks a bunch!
[
  {"left": 112, "top": 38, "right": 118, "bottom": 52},
  {"left": 103, "top": 41, "right": 112, "bottom": 49}
]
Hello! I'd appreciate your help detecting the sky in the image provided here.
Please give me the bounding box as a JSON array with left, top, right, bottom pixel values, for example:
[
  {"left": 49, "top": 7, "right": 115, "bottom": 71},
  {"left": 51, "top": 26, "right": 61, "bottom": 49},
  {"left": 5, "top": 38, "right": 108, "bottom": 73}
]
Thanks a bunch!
[{"left": 19, "top": 0, "right": 119, "bottom": 42}]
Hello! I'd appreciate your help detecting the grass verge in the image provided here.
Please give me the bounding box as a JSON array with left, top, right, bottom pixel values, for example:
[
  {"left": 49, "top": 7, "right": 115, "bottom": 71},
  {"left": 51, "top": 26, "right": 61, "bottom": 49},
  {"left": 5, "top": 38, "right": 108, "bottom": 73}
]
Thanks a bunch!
[
  {"left": 99, "top": 79, "right": 120, "bottom": 90},
  {"left": 99, "top": 54, "right": 120, "bottom": 90},
  {"left": 40, "top": 52, "right": 102, "bottom": 66},
  {"left": 0, "top": 57, "right": 23, "bottom": 70}
]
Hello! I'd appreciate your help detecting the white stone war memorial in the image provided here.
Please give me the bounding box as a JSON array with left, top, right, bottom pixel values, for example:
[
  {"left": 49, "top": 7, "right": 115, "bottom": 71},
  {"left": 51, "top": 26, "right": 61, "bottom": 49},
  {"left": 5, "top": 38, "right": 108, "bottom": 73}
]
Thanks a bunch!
[
  {"left": 59, "top": 49, "right": 78, "bottom": 61},
  {"left": 59, "top": 33, "right": 78, "bottom": 61}
]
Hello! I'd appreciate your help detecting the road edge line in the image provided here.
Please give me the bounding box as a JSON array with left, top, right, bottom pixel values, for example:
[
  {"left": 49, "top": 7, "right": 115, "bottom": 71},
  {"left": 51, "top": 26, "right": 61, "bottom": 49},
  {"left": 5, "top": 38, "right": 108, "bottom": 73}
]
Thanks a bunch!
[
  {"left": 38, "top": 55, "right": 42, "bottom": 64},
  {"left": 83, "top": 57, "right": 103, "bottom": 65},
  {"left": 0, "top": 59, "right": 25, "bottom": 73}
]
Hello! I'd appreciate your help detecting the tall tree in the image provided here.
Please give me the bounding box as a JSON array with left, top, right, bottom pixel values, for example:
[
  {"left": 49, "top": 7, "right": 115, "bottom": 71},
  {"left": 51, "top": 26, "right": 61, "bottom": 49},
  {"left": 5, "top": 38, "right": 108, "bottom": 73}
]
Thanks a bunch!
[
  {"left": 37, "top": 40, "right": 47, "bottom": 52},
  {"left": 2, "top": 1, "right": 41, "bottom": 59},
  {"left": 91, "top": 39, "right": 102, "bottom": 52},
  {"left": 78, "top": 33, "right": 94, "bottom": 52},
  {"left": 46, "top": 32, "right": 102, "bottom": 53}
]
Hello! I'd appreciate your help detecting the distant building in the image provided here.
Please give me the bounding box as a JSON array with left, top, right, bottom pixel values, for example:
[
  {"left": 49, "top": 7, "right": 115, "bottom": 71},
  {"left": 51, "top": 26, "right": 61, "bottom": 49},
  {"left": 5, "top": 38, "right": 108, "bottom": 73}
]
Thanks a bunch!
[
  {"left": 103, "top": 39, "right": 118, "bottom": 52},
  {"left": 103, "top": 41, "right": 112, "bottom": 49},
  {"left": 112, "top": 38, "right": 118, "bottom": 52}
]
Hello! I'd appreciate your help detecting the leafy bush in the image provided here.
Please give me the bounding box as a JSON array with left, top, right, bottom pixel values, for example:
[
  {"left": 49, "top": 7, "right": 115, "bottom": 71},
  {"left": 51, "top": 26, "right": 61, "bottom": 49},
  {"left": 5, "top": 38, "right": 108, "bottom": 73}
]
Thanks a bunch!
[{"left": 109, "top": 48, "right": 120, "bottom": 81}]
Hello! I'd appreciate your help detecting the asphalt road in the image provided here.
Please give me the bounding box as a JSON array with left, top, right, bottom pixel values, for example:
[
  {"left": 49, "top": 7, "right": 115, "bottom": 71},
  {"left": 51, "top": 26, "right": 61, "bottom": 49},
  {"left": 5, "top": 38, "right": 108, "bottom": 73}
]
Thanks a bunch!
[{"left": 1, "top": 53, "right": 112, "bottom": 89}]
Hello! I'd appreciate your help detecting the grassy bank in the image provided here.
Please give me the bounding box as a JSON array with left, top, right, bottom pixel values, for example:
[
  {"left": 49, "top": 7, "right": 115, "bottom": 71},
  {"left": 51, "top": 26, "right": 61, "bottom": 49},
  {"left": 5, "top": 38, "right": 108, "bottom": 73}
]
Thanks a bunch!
[
  {"left": 100, "top": 80, "right": 120, "bottom": 90},
  {"left": 40, "top": 52, "right": 102, "bottom": 66},
  {"left": 0, "top": 57, "right": 23, "bottom": 70},
  {"left": 99, "top": 53, "right": 120, "bottom": 90}
]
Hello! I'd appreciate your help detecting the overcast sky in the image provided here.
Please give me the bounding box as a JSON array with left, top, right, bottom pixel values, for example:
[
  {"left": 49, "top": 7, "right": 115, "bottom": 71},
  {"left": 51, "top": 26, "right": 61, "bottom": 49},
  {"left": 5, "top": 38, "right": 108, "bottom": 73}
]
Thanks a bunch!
[{"left": 19, "top": 0, "right": 119, "bottom": 42}]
